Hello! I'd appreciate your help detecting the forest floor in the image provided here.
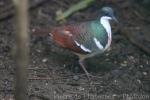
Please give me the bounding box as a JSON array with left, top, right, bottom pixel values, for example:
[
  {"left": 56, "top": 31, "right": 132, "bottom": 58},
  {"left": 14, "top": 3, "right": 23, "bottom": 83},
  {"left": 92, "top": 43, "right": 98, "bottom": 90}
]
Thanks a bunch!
[{"left": 0, "top": 0, "right": 150, "bottom": 100}]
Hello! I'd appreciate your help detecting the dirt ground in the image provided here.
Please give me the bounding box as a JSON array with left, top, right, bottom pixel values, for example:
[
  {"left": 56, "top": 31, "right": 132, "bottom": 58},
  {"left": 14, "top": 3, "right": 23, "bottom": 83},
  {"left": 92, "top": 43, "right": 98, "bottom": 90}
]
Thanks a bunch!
[{"left": 0, "top": 0, "right": 150, "bottom": 100}]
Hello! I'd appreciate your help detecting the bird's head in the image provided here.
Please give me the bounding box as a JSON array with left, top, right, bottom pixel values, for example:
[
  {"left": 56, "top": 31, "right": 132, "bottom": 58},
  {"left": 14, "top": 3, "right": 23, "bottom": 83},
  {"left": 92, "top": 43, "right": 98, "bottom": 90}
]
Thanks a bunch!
[{"left": 100, "top": 6, "right": 118, "bottom": 23}]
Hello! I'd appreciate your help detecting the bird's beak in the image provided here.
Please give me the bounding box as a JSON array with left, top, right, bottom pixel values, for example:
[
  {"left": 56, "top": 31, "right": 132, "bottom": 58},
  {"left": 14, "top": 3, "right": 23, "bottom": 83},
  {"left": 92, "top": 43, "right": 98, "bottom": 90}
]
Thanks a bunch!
[{"left": 112, "top": 16, "right": 118, "bottom": 23}]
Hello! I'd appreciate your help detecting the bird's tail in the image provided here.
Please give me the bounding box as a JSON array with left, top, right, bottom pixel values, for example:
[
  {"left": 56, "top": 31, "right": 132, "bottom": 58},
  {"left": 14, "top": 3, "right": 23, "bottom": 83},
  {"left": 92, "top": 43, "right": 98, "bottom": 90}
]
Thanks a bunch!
[{"left": 31, "top": 27, "right": 51, "bottom": 37}]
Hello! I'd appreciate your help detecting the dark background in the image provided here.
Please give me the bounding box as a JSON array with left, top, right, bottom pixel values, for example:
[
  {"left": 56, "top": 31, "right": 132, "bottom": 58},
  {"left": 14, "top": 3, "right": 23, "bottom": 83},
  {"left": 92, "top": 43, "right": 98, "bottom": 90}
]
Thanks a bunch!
[{"left": 0, "top": 0, "right": 150, "bottom": 99}]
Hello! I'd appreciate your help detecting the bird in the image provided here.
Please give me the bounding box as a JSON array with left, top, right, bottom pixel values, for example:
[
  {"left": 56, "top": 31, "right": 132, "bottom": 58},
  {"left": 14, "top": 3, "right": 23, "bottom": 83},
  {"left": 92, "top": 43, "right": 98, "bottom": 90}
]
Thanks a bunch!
[{"left": 32, "top": 6, "right": 118, "bottom": 80}]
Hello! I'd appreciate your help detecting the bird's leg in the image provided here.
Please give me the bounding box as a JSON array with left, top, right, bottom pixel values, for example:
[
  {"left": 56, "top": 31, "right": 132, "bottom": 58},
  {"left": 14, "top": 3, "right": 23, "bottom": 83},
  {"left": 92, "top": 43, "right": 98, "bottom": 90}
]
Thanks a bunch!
[{"left": 79, "top": 58, "right": 91, "bottom": 80}]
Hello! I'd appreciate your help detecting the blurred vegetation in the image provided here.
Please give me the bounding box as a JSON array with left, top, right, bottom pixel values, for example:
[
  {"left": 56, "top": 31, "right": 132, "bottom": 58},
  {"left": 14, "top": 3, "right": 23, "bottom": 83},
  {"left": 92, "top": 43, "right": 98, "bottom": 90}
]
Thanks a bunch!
[
  {"left": 56, "top": 0, "right": 95, "bottom": 21},
  {"left": 135, "top": 0, "right": 150, "bottom": 10}
]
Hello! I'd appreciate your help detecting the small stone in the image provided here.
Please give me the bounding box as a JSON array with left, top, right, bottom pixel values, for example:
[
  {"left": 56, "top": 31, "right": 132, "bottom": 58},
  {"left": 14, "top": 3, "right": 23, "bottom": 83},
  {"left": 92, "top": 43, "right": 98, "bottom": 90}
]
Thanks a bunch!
[
  {"left": 32, "top": 60, "right": 36, "bottom": 64},
  {"left": 114, "top": 80, "right": 117, "bottom": 83},
  {"left": 113, "top": 94, "right": 117, "bottom": 97},
  {"left": 146, "top": 61, "right": 149, "bottom": 65},
  {"left": 45, "top": 82, "right": 48, "bottom": 86},
  {"left": 36, "top": 49, "right": 41, "bottom": 53},
  {"left": 42, "top": 58, "right": 48, "bottom": 63},
  {"left": 143, "top": 72, "right": 147, "bottom": 75},
  {"left": 120, "top": 61, "right": 128, "bottom": 67},
  {"left": 140, "top": 65, "right": 144, "bottom": 68},
  {"left": 123, "top": 61, "right": 127, "bottom": 64},
  {"left": 63, "top": 64, "right": 66, "bottom": 68},
  {"left": 78, "top": 86, "right": 84, "bottom": 91},
  {"left": 53, "top": 91, "right": 57, "bottom": 94},
  {"left": 120, "top": 63, "right": 127, "bottom": 67},
  {"left": 137, "top": 79, "right": 141, "bottom": 84},
  {"left": 129, "top": 56, "right": 134, "bottom": 60},
  {"left": 114, "top": 80, "right": 119, "bottom": 85},
  {"left": 73, "top": 75, "right": 79, "bottom": 81},
  {"left": 100, "top": 86, "right": 104, "bottom": 88}
]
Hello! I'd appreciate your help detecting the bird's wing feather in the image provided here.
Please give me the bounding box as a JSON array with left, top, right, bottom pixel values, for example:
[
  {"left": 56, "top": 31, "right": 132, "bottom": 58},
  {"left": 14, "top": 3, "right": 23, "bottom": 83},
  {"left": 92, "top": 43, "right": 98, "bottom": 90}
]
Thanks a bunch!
[
  {"left": 51, "top": 23, "right": 90, "bottom": 54},
  {"left": 73, "top": 20, "right": 108, "bottom": 52},
  {"left": 51, "top": 20, "right": 108, "bottom": 54}
]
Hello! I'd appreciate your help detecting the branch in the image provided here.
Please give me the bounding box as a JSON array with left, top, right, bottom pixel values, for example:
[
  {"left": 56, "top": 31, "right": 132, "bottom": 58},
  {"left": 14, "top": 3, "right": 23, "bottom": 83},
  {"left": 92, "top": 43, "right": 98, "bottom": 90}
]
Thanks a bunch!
[
  {"left": 13, "top": 0, "right": 29, "bottom": 100},
  {"left": 56, "top": 0, "right": 95, "bottom": 21}
]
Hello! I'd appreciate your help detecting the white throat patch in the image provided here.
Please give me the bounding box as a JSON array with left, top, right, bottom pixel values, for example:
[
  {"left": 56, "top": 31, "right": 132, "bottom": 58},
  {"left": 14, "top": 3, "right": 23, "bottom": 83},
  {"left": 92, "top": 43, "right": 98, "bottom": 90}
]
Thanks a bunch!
[
  {"left": 100, "top": 16, "right": 112, "bottom": 50},
  {"left": 100, "top": 16, "right": 111, "bottom": 36}
]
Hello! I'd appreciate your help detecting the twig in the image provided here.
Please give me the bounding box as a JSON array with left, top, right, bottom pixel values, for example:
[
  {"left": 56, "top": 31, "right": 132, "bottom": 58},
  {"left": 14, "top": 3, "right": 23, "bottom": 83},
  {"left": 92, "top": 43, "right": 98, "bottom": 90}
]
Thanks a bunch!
[
  {"left": 28, "top": 68, "right": 48, "bottom": 70},
  {"left": 28, "top": 76, "right": 74, "bottom": 80},
  {"left": 56, "top": 0, "right": 95, "bottom": 21},
  {"left": 29, "top": 77, "right": 54, "bottom": 80},
  {"left": 13, "top": 0, "right": 29, "bottom": 100},
  {"left": 29, "top": 94, "right": 50, "bottom": 100}
]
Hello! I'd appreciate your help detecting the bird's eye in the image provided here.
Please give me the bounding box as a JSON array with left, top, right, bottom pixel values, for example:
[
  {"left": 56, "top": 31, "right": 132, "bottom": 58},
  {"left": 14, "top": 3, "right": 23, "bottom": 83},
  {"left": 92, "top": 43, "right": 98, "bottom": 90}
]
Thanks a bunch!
[{"left": 104, "top": 12, "right": 110, "bottom": 16}]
